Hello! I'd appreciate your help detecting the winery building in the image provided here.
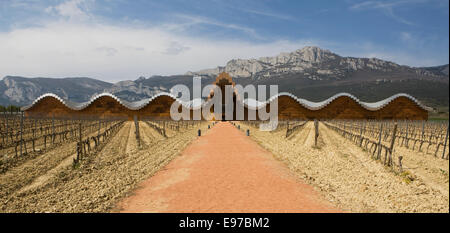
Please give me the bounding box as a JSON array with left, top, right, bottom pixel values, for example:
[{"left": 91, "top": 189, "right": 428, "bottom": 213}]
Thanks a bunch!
[{"left": 22, "top": 72, "right": 430, "bottom": 120}]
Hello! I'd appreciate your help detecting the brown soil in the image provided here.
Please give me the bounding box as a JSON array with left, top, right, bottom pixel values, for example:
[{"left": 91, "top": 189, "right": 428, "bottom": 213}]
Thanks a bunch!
[{"left": 115, "top": 122, "right": 339, "bottom": 213}]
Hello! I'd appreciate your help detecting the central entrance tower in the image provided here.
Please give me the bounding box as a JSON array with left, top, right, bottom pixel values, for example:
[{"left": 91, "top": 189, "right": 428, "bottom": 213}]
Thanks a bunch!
[{"left": 208, "top": 72, "right": 238, "bottom": 121}]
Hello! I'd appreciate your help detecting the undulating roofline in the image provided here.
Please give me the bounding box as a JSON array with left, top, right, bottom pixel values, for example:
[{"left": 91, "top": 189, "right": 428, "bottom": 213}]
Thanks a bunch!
[
  {"left": 243, "top": 92, "right": 432, "bottom": 111},
  {"left": 21, "top": 92, "right": 194, "bottom": 111},
  {"left": 21, "top": 92, "right": 432, "bottom": 112}
]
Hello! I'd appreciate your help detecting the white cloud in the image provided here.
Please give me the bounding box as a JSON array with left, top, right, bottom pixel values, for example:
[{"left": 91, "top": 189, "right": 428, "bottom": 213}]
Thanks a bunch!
[
  {"left": 45, "top": 0, "right": 92, "bottom": 20},
  {"left": 0, "top": 0, "right": 445, "bottom": 83},
  {"left": 96, "top": 47, "right": 118, "bottom": 56},
  {"left": 241, "top": 9, "right": 296, "bottom": 21},
  {"left": 343, "top": 42, "right": 444, "bottom": 67},
  {"left": 400, "top": 31, "right": 412, "bottom": 41},
  {"left": 0, "top": 19, "right": 315, "bottom": 82},
  {"left": 163, "top": 41, "right": 190, "bottom": 55},
  {"left": 0, "top": 17, "right": 442, "bottom": 82},
  {"left": 168, "top": 14, "right": 262, "bottom": 39},
  {"left": 349, "top": 0, "right": 418, "bottom": 25}
]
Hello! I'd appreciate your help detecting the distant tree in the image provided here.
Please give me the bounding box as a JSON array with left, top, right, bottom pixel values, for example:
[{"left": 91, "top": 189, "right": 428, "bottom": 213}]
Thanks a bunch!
[{"left": 4, "top": 105, "right": 21, "bottom": 113}]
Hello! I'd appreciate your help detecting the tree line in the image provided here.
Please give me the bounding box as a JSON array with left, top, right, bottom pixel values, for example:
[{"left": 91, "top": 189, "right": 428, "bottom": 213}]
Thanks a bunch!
[{"left": 0, "top": 105, "right": 22, "bottom": 113}]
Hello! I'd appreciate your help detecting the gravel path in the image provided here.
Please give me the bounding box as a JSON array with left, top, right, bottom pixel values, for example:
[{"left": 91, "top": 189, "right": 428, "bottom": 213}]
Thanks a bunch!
[{"left": 116, "top": 122, "right": 339, "bottom": 213}]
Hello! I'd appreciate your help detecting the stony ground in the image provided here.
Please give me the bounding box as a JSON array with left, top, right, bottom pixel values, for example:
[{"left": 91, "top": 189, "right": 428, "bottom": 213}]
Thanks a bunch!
[
  {"left": 359, "top": 130, "right": 449, "bottom": 200},
  {"left": 242, "top": 122, "right": 449, "bottom": 213},
  {"left": 0, "top": 123, "right": 114, "bottom": 199},
  {"left": 0, "top": 121, "right": 208, "bottom": 212}
]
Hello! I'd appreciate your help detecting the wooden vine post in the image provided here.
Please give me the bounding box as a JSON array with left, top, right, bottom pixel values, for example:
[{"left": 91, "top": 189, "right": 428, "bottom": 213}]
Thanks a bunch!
[
  {"left": 314, "top": 119, "right": 319, "bottom": 147},
  {"left": 19, "top": 111, "right": 23, "bottom": 157},
  {"left": 442, "top": 124, "right": 449, "bottom": 159},
  {"left": 134, "top": 115, "right": 141, "bottom": 148},
  {"left": 98, "top": 119, "right": 101, "bottom": 138},
  {"left": 77, "top": 122, "right": 82, "bottom": 162},
  {"left": 421, "top": 121, "right": 425, "bottom": 140},
  {"left": 5, "top": 114, "right": 8, "bottom": 144},
  {"left": 398, "top": 156, "right": 403, "bottom": 172},
  {"left": 377, "top": 123, "right": 383, "bottom": 160},
  {"left": 343, "top": 121, "right": 346, "bottom": 137},
  {"left": 32, "top": 128, "right": 35, "bottom": 152},
  {"left": 405, "top": 121, "right": 409, "bottom": 148},
  {"left": 51, "top": 116, "right": 55, "bottom": 144},
  {"left": 2, "top": 114, "right": 6, "bottom": 145},
  {"left": 359, "top": 120, "right": 364, "bottom": 146},
  {"left": 388, "top": 123, "right": 398, "bottom": 166}
]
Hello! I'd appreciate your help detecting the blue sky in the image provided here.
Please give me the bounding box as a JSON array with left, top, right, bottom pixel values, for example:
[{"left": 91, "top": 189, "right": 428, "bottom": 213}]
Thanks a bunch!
[{"left": 0, "top": 0, "right": 448, "bottom": 82}]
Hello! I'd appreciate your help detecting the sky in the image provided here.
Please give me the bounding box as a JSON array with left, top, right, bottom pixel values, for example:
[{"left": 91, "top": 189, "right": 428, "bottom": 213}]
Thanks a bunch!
[{"left": 0, "top": 0, "right": 448, "bottom": 82}]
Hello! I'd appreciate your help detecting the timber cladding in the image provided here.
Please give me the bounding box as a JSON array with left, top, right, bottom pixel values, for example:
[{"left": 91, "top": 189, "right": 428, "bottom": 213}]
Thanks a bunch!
[{"left": 275, "top": 95, "right": 428, "bottom": 120}]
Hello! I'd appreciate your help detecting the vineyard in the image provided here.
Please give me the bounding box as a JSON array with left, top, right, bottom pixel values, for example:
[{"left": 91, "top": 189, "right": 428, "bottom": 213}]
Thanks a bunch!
[
  {"left": 323, "top": 120, "right": 449, "bottom": 166},
  {"left": 235, "top": 119, "right": 449, "bottom": 212},
  {"left": 0, "top": 113, "right": 449, "bottom": 213},
  {"left": 0, "top": 114, "right": 127, "bottom": 172},
  {"left": 0, "top": 113, "right": 208, "bottom": 212}
]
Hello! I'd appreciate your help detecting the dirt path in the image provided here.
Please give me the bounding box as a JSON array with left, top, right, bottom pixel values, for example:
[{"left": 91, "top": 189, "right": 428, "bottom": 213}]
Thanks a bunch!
[{"left": 116, "top": 122, "right": 339, "bottom": 213}]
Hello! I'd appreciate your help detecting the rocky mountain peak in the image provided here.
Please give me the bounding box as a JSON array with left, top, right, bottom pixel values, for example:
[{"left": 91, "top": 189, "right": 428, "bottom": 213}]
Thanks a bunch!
[
  {"left": 186, "top": 46, "right": 449, "bottom": 80},
  {"left": 295, "top": 46, "right": 334, "bottom": 62},
  {"left": 186, "top": 46, "right": 349, "bottom": 78}
]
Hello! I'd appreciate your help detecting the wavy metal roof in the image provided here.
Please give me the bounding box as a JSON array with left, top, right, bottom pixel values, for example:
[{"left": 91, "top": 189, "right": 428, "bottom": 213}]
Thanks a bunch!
[
  {"left": 21, "top": 92, "right": 431, "bottom": 112},
  {"left": 242, "top": 92, "right": 432, "bottom": 112},
  {"left": 21, "top": 92, "right": 193, "bottom": 111}
]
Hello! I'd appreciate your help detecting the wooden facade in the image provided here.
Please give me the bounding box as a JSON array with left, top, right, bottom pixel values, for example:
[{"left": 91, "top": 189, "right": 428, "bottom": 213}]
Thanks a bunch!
[{"left": 274, "top": 95, "right": 428, "bottom": 120}]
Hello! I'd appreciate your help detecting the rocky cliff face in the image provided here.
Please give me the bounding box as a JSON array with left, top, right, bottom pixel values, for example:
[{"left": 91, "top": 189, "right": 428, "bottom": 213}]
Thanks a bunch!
[
  {"left": 0, "top": 76, "right": 113, "bottom": 106},
  {"left": 2, "top": 77, "right": 43, "bottom": 103},
  {"left": 187, "top": 46, "right": 447, "bottom": 80},
  {"left": 104, "top": 77, "right": 168, "bottom": 102}
]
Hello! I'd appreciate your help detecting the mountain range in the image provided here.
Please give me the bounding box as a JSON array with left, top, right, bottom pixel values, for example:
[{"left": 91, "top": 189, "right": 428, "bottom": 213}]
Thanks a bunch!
[{"left": 1, "top": 46, "right": 448, "bottom": 111}]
